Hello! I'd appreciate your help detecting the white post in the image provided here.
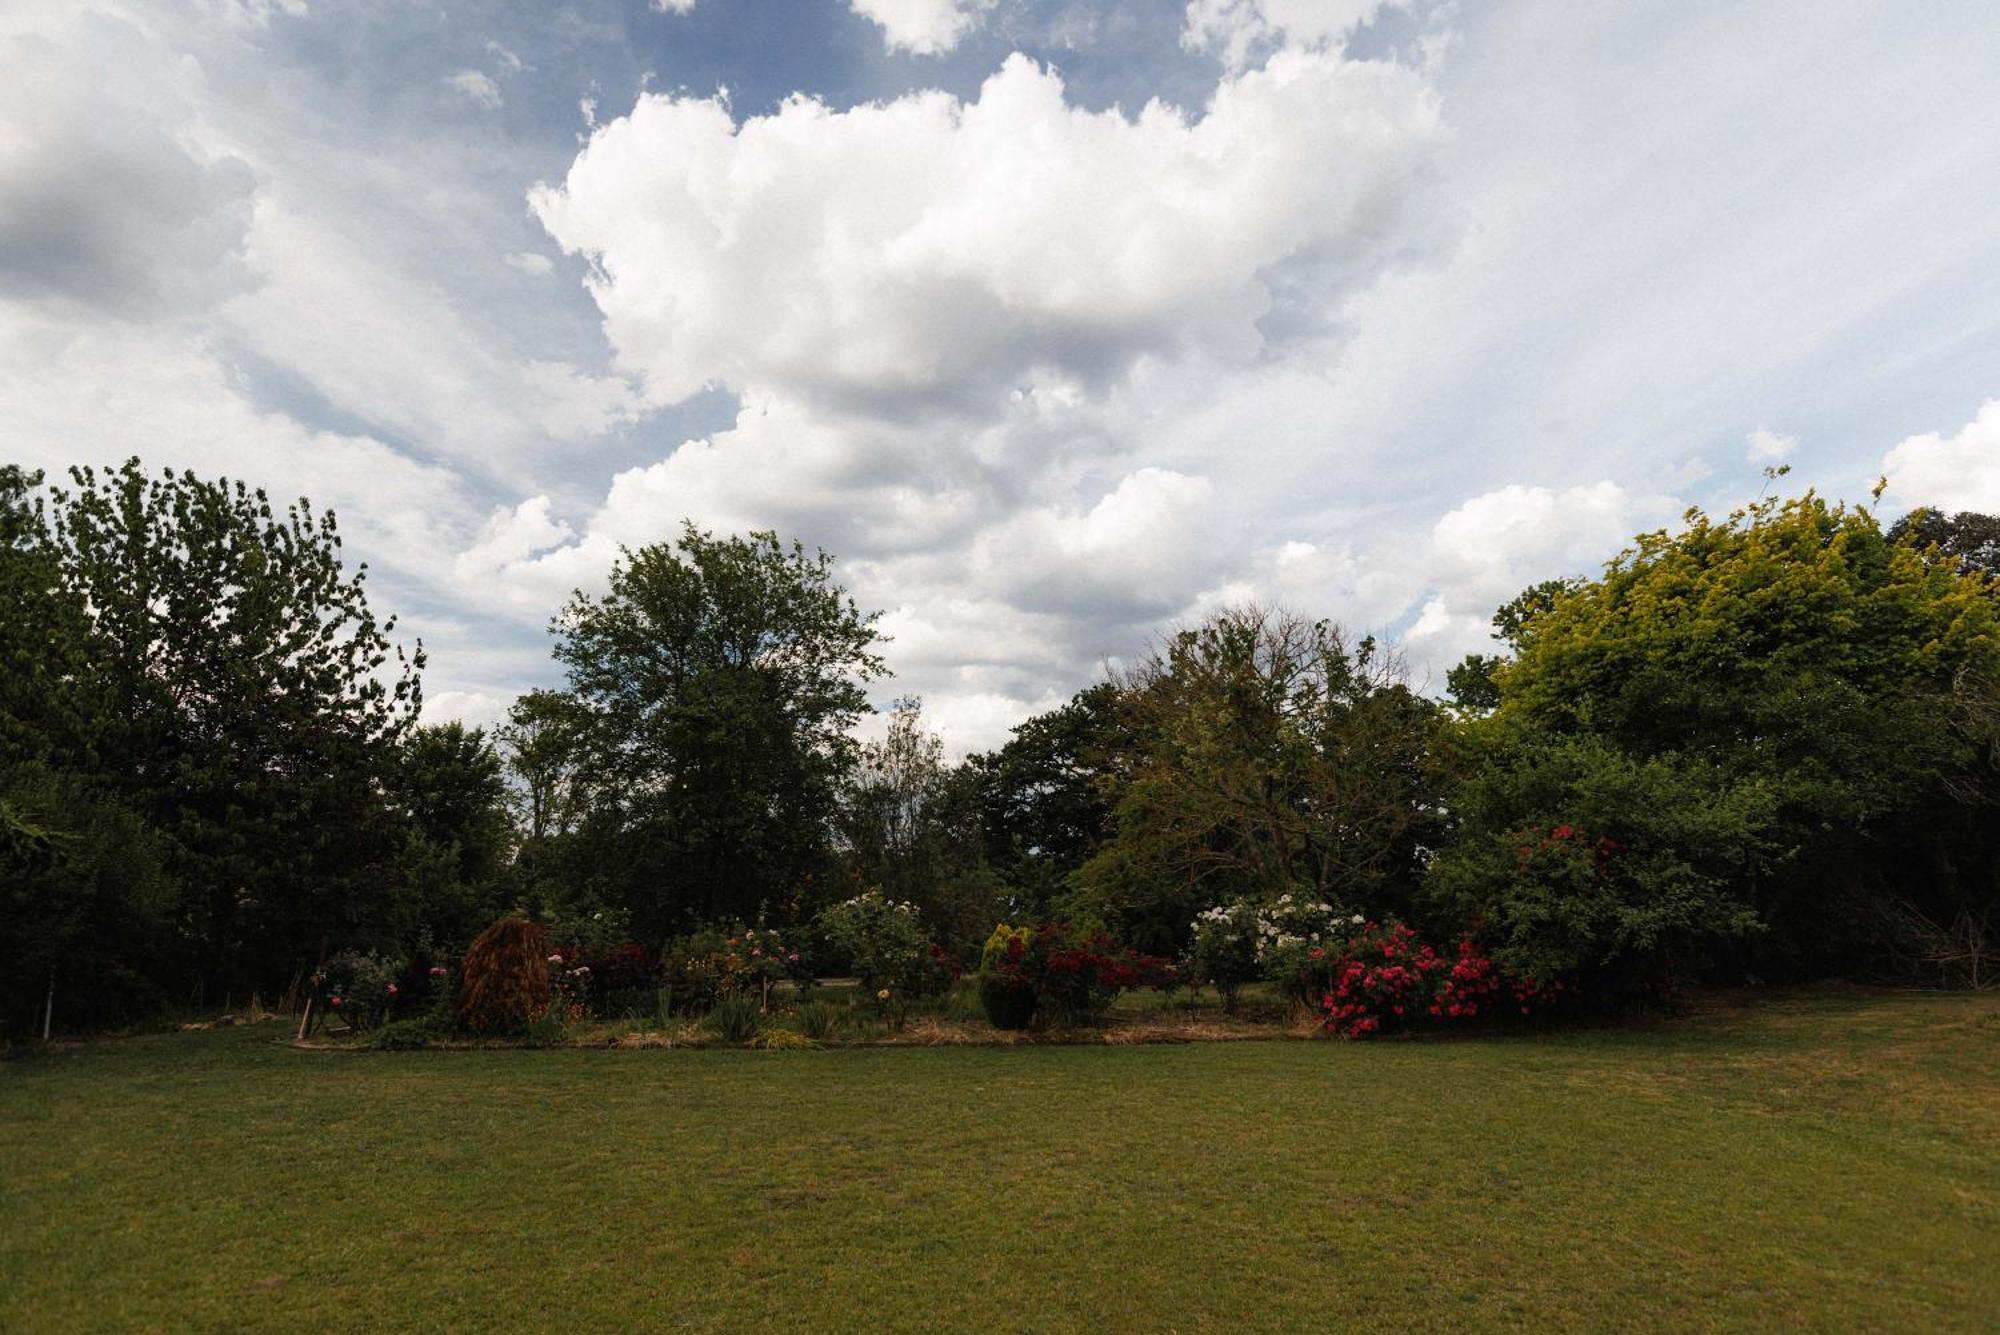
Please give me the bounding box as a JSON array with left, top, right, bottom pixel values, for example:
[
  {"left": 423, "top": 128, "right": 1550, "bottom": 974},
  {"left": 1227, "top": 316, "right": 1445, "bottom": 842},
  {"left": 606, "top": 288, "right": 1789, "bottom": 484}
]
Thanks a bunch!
[{"left": 41, "top": 973, "right": 53, "bottom": 1041}]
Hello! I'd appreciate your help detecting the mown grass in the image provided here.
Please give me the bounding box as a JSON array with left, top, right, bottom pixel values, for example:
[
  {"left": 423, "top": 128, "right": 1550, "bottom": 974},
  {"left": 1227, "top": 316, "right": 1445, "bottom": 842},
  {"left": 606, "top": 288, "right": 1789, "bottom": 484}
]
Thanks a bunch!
[{"left": 2, "top": 987, "right": 1995, "bottom": 1331}]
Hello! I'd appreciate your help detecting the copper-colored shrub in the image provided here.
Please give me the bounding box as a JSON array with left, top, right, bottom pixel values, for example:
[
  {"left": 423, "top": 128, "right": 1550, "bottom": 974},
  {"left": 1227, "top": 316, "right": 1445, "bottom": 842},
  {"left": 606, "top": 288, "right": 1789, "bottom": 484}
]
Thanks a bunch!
[{"left": 456, "top": 918, "right": 551, "bottom": 1034}]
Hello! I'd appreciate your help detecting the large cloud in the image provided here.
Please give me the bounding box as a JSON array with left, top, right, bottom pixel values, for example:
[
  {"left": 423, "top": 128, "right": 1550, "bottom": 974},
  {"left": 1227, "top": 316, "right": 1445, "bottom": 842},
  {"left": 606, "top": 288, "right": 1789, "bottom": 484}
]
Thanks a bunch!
[
  {"left": 514, "top": 41, "right": 1453, "bottom": 743},
  {"left": 531, "top": 51, "right": 1445, "bottom": 411},
  {"left": 1881, "top": 401, "right": 2000, "bottom": 515}
]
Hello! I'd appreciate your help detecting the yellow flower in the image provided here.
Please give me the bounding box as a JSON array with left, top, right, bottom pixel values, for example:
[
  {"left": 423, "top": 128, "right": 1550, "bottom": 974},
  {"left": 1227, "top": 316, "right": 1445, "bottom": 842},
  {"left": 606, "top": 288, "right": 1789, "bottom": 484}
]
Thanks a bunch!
[{"left": 877, "top": 988, "right": 890, "bottom": 1000}]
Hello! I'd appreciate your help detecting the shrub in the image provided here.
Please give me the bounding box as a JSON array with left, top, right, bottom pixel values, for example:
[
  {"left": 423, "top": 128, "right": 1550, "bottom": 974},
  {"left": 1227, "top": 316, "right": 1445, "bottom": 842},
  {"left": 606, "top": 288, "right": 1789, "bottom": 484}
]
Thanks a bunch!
[
  {"left": 582, "top": 941, "right": 655, "bottom": 1017},
  {"left": 705, "top": 992, "right": 763, "bottom": 1043},
  {"left": 1251, "top": 892, "right": 1354, "bottom": 1005},
  {"left": 1320, "top": 922, "right": 1558, "bottom": 1039},
  {"left": 1183, "top": 903, "right": 1260, "bottom": 1010},
  {"left": 1185, "top": 893, "right": 1353, "bottom": 1010},
  {"left": 658, "top": 926, "right": 743, "bottom": 1013},
  {"left": 978, "top": 922, "right": 1169, "bottom": 1028},
  {"left": 456, "top": 918, "right": 551, "bottom": 1034},
  {"left": 317, "top": 950, "right": 401, "bottom": 1032},
  {"left": 369, "top": 1014, "right": 446, "bottom": 1050},
  {"left": 977, "top": 925, "right": 1038, "bottom": 1029},
  {"left": 659, "top": 924, "right": 809, "bottom": 1013},
  {"left": 1424, "top": 737, "right": 1772, "bottom": 1002},
  {"left": 815, "top": 891, "right": 956, "bottom": 997}
]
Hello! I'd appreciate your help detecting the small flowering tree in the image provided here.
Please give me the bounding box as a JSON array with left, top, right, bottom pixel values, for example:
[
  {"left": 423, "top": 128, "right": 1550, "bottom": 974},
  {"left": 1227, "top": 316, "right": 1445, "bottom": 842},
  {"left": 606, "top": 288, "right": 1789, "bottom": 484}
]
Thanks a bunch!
[
  {"left": 659, "top": 924, "right": 810, "bottom": 1013},
  {"left": 814, "top": 890, "right": 955, "bottom": 998},
  {"left": 1184, "top": 892, "right": 1353, "bottom": 1009},
  {"left": 1184, "top": 903, "right": 1261, "bottom": 1011}
]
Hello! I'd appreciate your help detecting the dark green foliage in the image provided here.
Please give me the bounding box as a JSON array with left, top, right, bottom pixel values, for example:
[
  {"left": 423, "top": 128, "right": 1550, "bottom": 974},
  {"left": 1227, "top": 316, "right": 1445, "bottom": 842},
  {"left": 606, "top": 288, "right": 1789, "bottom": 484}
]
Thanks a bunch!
[
  {"left": 495, "top": 688, "right": 591, "bottom": 919},
  {"left": 1888, "top": 507, "right": 2000, "bottom": 576},
  {"left": 1445, "top": 653, "right": 1502, "bottom": 711},
  {"left": 1423, "top": 736, "right": 1773, "bottom": 997},
  {"left": 550, "top": 523, "right": 884, "bottom": 941},
  {"left": 962, "top": 684, "right": 1118, "bottom": 908},
  {"left": 53, "top": 460, "right": 422, "bottom": 995},
  {"left": 0, "top": 460, "right": 443, "bottom": 1032},
  {"left": 835, "top": 698, "right": 997, "bottom": 953},
  {"left": 389, "top": 722, "right": 513, "bottom": 949},
  {"left": 1452, "top": 493, "right": 2000, "bottom": 985},
  {"left": 1075, "top": 607, "right": 1454, "bottom": 954}
]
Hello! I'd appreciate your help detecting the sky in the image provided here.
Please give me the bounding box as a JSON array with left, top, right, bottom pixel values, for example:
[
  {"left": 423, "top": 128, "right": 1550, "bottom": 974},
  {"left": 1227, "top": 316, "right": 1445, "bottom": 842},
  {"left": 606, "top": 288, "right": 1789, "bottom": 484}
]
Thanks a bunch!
[{"left": 4, "top": 0, "right": 1999, "bottom": 752}]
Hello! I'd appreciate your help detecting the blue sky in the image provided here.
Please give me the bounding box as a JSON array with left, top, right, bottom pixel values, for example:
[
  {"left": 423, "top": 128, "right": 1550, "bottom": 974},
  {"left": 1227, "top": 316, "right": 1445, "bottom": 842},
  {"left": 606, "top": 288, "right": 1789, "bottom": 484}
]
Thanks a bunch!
[{"left": 4, "top": 0, "right": 1999, "bottom": 750}]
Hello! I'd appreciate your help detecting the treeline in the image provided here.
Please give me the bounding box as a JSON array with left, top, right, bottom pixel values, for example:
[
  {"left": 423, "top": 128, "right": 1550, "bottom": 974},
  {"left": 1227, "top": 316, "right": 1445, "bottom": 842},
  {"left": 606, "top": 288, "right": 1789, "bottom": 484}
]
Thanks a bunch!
[{"left": 4, "top": 460, "right": 1997, "bottom": 1035}]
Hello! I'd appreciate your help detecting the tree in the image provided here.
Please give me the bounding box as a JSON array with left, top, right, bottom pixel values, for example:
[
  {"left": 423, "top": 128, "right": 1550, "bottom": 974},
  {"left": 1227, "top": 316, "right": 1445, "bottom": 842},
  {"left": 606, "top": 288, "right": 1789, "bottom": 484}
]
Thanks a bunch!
[
  {"left": 836, "top": 697, "right": 997, "bottom": 952},
  {"left": 46, "top": 459, "right": 423, "bottom": 998},
  {"left": 1461, "top": 492, "right": 2000, "bottom": 982},
  {"left": 963, "top": 683, "right": 1118, "bottom": 905},
  {"left": 1888, "top": 508, "right": 2000, "bottom": 577},
  {"left": 497, "top": 689, "right": 588, "bottom": 844},
  {"left": 1446, "top": 578, "right": 1584, "bottom": 712},
  {"left": 1074, "top": 606, "right": 1453, "bottom": 953},
  {"left": 551, "top": 523, "right": 884, "bottom": 940},
  {"left": 390, "top": 722, "right": 513, "bottom": 950}
]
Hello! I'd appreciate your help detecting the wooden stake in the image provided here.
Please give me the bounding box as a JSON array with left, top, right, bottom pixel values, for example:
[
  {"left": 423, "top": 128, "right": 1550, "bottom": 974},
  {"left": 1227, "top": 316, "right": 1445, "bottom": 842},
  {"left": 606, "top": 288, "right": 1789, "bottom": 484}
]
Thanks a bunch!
[{"left": 42, "top": 973, "right": 53, "bottom": 1041}]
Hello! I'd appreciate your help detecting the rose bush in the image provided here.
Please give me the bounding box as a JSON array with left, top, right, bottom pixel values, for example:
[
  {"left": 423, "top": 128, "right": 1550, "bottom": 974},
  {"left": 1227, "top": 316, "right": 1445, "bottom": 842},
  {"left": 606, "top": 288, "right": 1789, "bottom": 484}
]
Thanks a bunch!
[{"left": 978, "top": 922, "right": 1172, "bottom": 1029}]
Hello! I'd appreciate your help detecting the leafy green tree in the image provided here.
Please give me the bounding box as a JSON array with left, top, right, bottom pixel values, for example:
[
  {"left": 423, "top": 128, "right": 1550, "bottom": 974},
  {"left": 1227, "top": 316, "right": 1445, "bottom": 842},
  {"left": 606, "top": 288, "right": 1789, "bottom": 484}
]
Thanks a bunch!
[
  {"left": 0, "top": 466, "right": 184, "bottom": 1031},
  {"left": 1457, "top": 492, "right": 2000, "bottom": 982},
  {"left": 46, "top": 459, "right": 423, "bottom": 998},
  {"left": 498, "top": 688, "right": 589, "bottom": 844},
  {"left": 551, "top": 523, "right": 884, "bottom": 940},
  {"left": 836, "top": 697, "right": 997, "bottom": 952},
  {"left": 1075, "top": 606, "right": 1453, "bottom": 953},
  {"left": 391, "top": 722, "right": 513, "bottom": 950},
  {"left": 1888, "top": 508, "right": 2000, "bottom": 577},
  {"left": 963, "top": 683, "right": 1118, "bottom": 908},
  {"left": 1445, "top": 579, "right": 1583, "bottom": 712},
  {"left": 0, "top": 764, "right": 179, "bottom": 1033},
  {"left": 495, "top": 687, "right": 593, "bottom": 920}
]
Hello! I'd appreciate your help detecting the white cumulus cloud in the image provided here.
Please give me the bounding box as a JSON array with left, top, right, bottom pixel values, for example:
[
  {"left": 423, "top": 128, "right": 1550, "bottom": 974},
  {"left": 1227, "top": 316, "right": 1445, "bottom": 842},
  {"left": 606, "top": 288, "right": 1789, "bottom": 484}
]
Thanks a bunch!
[
  {"left": 849, "top": 0, "right": 996, "bottom": 56},
  {"left": 1881, "top": 401, "right": 2000, "bottom": 514},
  {"left": 531, "top": 50, "right": 1445, "bottom": 410}
]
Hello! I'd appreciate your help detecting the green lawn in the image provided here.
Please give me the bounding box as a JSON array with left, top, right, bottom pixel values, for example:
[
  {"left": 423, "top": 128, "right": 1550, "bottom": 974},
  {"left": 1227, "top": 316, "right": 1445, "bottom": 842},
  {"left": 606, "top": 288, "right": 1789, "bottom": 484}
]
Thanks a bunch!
[{"left": 3, "top": 988, "right": 1996, "bottom": 1332}]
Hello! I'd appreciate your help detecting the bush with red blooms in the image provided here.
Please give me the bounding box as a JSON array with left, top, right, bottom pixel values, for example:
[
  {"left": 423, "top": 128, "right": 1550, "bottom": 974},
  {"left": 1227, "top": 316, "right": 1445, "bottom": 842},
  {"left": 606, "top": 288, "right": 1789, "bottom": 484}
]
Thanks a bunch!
[
  {"left": 978, "top": 922, "right": 1173, "bottom": 1028},
  {"left": 548, "top": 940, "right": 656, "bottom": 1018},
  {"left": 1321, "top": 920, "right": 1561, "bottom": 1039}
]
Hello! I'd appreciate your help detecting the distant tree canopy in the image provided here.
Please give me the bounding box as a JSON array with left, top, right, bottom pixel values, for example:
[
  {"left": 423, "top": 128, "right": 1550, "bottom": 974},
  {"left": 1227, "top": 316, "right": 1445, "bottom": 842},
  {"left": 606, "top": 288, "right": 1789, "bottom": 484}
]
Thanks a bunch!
[
  {"left": 6, "top": 452, "right": 1997, "bottom": 1035},
  {"left": 1072, "top": 608, "right": 1453, "bottom": 954},
  {"left": 1887, "top": 507, "right": 2000, "bottom": 577},
  {"left": 548, "top": 523, "right": 885, "bottom": 941},
  {"left": 835, "top": 697, "right": 996, "bottom": 950}
]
